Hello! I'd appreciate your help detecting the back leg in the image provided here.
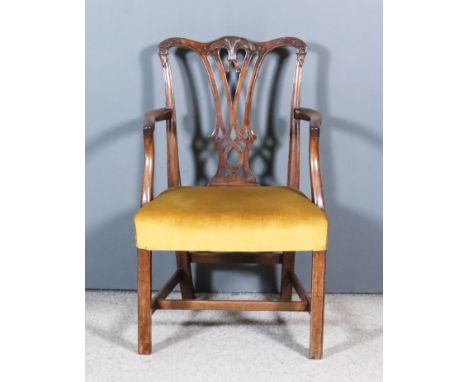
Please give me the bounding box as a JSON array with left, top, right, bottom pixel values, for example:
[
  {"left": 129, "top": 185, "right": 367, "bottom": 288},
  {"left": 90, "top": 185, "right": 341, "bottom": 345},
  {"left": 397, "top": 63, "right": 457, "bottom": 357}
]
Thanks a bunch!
[
  {"left": 176, "top": 251, "right": 195, "bottom": 299},
  {"left": 280, "top": 252, "right": 295, "bottom": 301}
]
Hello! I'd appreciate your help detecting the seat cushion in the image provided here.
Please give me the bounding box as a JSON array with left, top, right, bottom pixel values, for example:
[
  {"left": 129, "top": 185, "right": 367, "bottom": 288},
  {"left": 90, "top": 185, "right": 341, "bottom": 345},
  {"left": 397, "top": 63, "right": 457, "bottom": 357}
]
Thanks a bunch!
[{"left": 134, "top": 186, "right": 328, "bottom": 252}]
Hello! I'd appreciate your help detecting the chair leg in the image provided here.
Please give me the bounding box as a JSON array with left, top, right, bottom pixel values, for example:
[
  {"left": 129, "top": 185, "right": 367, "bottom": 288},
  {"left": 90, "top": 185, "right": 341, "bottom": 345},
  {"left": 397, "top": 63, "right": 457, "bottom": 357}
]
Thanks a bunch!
[
  {"left": 138, "top": 249, "right": 152, "bottom": 355},
  {"left": 280, "top": 252, "right": 295, "bottom": 301},
  {"left": 176, "top": 251, "right": 195, "bottom": 299},
  {"left": 309, "top": 250, "right": 326, "bottom": 359}
]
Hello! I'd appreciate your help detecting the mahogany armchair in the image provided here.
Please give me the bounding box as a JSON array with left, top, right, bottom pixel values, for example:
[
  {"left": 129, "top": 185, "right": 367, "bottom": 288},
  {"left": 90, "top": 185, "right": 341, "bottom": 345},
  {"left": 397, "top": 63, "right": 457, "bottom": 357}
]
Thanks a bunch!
[{"left": 134, "top": 36, "right": 328, "bottom": 359}]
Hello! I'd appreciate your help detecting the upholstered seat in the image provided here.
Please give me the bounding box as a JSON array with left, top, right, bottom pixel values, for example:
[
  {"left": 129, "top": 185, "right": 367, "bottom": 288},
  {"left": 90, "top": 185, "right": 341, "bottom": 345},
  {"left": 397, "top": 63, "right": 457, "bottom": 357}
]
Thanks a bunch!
[{"left": 134, "top": 186, "right": 328, "bottom": 252}]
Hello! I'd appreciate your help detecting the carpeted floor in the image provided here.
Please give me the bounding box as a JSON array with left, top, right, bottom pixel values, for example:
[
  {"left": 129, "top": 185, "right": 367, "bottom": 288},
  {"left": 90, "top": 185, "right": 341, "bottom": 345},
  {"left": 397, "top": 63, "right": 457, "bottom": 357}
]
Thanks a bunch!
[{"left": 86, "top": 291, "right": 382, "bottom": 382}]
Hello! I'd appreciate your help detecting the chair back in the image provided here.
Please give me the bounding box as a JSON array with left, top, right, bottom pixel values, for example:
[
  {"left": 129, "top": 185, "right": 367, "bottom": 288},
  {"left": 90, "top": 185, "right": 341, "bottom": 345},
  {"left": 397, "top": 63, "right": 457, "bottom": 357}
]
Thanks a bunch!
[{"left": 158, "top": 36, "right": 307, "bottom": 187}]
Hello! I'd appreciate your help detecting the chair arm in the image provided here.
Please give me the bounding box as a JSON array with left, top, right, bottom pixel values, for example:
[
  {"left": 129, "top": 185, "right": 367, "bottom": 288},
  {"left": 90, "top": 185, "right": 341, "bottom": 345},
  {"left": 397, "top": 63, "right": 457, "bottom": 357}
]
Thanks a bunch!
[
  {"left": 141, "top": 108, "right": 173, "bottom": 206},
  {"left": 293, "top": 107, "right": 325, "bottom": 209},
  {"left": 144, "top": 107, "right": 172, "bottom": 128},
  {"left": 294, "top": 107, "right": 322, "bottom": 128}
]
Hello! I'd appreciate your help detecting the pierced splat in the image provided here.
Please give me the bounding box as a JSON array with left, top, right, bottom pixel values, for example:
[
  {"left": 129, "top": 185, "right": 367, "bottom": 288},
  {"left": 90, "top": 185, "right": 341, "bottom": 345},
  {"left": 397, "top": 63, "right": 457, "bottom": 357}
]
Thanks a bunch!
[{"left": 158, "top": 36, "right": 307, "bottom": 186}]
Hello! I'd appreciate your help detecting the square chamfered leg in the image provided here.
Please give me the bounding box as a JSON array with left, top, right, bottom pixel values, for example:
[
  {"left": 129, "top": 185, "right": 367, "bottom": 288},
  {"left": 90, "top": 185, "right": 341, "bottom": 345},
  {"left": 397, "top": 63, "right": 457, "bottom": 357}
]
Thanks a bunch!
[
  {"left": 310, "top": 250, "right": 326, "bottom": 359},
  {"left": 176, "top": 251, "right": 195, "bottom": 299},
  {"left": 280, "top": 252, "right": 295, "bottom": 301},
  {"left": 138, "top": 249, "right": 152, "bottom": 355}
]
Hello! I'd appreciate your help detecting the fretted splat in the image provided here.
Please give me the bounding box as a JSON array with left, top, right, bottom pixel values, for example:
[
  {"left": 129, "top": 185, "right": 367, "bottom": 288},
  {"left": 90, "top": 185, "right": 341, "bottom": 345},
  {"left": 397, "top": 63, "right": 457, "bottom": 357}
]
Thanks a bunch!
[{"left": 158, "top": 36, "right": 307, "bottom": 186}]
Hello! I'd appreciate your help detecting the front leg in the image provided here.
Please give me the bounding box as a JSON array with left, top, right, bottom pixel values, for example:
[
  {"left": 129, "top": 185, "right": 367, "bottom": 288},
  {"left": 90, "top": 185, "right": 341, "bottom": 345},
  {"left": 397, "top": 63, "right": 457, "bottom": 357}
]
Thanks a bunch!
[
  {"left": 138, "top": 249, "right": 152, "bottom": 354},
  {"left": 310, "top": 250, "right": 326, "bottom": 359}
]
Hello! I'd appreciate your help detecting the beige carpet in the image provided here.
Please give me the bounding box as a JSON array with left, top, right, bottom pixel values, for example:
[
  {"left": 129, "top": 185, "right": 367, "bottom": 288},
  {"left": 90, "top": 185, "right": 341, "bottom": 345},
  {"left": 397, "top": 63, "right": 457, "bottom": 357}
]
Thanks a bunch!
[{"left": 86, "top": 291, "right": 382, "bottom": 382}]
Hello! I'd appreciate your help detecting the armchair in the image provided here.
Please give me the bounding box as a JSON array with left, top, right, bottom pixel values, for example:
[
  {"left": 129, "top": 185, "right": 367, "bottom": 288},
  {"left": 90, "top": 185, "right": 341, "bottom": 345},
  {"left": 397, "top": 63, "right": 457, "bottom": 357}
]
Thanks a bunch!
[{"left": 134, "top": 36, "right": 328, "bottom": 359}]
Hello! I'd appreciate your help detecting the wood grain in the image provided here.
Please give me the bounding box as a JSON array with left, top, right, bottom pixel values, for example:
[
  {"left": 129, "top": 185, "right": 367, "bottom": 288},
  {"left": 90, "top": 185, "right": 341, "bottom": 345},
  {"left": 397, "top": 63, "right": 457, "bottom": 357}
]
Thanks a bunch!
[
  {"left": 310, "top": 251, "right": 326, "bottom": 359},
  {"left": 137, "top": 249, "right": 152, "bottom": 355},
  {"left": 155, "top": 299, "right": 308, "bottom": 312}
]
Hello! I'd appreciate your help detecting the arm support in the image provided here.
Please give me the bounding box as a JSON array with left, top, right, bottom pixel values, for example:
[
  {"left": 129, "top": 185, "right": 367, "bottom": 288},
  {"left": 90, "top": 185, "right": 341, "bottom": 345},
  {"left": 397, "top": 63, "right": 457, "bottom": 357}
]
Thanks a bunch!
[
  {"left": 141, "top": 108, "right": 173, "bottom": 206},
  {"left": 294, "top": 107, "right": 325, "bottom": 209}
]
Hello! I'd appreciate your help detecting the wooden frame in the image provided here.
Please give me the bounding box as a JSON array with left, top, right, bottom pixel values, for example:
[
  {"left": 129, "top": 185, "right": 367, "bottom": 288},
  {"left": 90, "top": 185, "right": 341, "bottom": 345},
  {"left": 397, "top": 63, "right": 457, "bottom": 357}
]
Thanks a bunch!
[{"left": 137, "top": 36, "right": 327, "bottom": 359}]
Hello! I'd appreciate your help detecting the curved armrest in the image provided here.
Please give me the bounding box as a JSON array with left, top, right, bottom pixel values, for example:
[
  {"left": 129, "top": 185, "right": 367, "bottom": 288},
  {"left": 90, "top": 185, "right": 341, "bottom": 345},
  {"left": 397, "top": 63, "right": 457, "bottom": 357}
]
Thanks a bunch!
[
  {"left": 294, "top": 107, "right": 322, "bottom": 127},
  {"left": 141, "top": 108, "right": 173, "bottom": 206},
  {"left": 293, "top": 107, "right": 325, "bottom": 209},
  {"left": 144, "top": 107, "right": 172, "bottom": 128}
]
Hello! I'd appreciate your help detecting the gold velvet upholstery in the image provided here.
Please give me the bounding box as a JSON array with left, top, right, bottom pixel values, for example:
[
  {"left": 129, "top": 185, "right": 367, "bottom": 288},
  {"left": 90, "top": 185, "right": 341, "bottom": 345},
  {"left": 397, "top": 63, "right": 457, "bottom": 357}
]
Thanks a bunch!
[{"left": 134, "top": 186, "right": 328, "bottom": 252}]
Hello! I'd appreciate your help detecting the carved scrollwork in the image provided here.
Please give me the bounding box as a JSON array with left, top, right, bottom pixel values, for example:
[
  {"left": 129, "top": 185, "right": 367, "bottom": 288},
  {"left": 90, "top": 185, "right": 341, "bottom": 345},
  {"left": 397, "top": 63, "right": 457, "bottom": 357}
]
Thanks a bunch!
[{"left": 206, "top": 36, "right": 259, "bottom": 74}]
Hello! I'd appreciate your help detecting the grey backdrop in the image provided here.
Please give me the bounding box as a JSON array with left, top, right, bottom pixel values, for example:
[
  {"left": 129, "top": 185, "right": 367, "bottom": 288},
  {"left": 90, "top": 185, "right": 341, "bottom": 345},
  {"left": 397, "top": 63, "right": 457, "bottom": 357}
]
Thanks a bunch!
[{"left": 86, "top": 0, "right": 382, "bottom": 293}]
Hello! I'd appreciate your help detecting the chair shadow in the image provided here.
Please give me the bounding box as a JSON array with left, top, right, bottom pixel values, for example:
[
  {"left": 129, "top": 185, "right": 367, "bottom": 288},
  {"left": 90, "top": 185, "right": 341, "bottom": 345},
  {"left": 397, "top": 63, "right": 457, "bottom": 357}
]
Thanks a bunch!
[
  {"left": 85, "top": 292, "right": 137, "bottom": 353},
  {"left": 86, "top": 211, "right": 136, "bottom": 290},
  {"left": 324, "top": 296, "right": 382, "bottom": 357},
  {"left": 306, "top": 42, "right": 383, "bottom": 292},
  {"left": 86, "top": 322, "right": 136, "bottom": 353},
  {"left": 86, "top": 209, "right": 176, "bottom": 290},
  {"left": 85, "top": 45, "right": 157, "bottom": 159},
  {"left": 155, "top": 311, "right": 308, "bottom": 356},
  {"left": 156, "top": 312, "right": 304, "bottom": 355},
  {"left": 86, "top": 292, "right": 381, "bottom": 358},
  {"left": 85, "top": 291, "right": 202, "bottom": 354},
  {"left": 85, "top": 292, "right": 303, "bottom": 355}
]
